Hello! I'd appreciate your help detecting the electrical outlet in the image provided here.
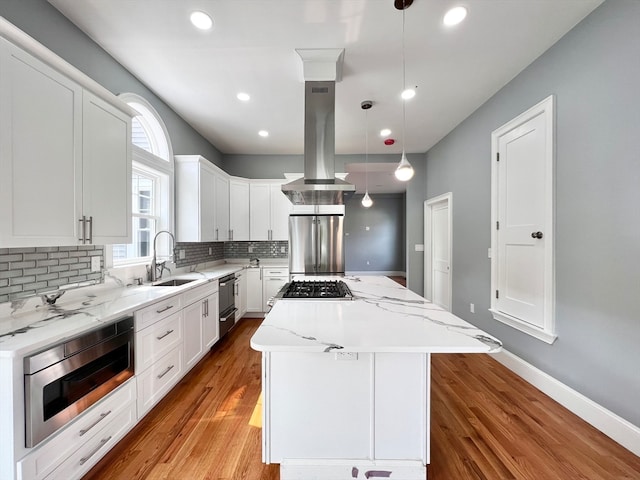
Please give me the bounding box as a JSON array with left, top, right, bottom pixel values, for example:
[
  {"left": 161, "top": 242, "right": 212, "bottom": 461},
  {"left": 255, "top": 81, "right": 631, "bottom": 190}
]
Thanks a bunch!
[
  {"left": 281, "top": 246, "right": 286, "bottom": 253},
  {"left": 415, "top": 244, "right": 425, "bottom": 252},
  {"left": 90, "top": 256, "right": 101, "bottom": 272},
  {"left": 366, "top": 261, "right": 370, "bottom": 265},
  {"left": 179, "top": 249, "right": 186, "bottom": 259},
  {"left": 470, "top": 303, "right": 475, "bottom": 313},
  {"left": 208, "top": 247, "right": 212, "bottom": 255},
  {"left": 365, "top": 226, "right": 370, "bottom": 231},
  {"left": 248, "top": 245, "right": 254, "bottom": 253},
  {"left": 335, "top": 352, "right": 358, "bottom": 361}
]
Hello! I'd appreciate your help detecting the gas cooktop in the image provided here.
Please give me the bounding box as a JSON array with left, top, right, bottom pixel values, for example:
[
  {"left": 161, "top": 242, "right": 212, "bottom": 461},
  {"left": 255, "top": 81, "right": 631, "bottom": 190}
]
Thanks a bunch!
[{"left": 278, "top": 280, "right": 353, "bottom": 300}]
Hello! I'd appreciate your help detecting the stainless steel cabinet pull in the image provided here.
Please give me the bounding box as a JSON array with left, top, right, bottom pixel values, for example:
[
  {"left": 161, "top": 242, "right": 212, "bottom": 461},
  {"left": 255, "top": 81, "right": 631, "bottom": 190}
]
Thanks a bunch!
[
  {"left": 157, "top": 364, "right": 175, "bottom": 379},
  {"left": 531, "top": 231, "right": 544, "bottom": 239},
  {"left": 156, "top": 305, "right": 174, "bottom": 313},
  {"left": 79, "top": 436, "right": 112, "bottom": 465},
  {"left": 203, "top": 299, "right": 208, "bottom": 317},
  {"left": 88, "top": 216, "right": 93, "bottom": 244},
  {"left": 78, "top": 216, "right": 85, "bottom": 243},
  {"left": 156, "top": 329, "right": 174, "bottom": 340},
  {"left": 79, "top": 411, "right": 112, "bottom": 436}
]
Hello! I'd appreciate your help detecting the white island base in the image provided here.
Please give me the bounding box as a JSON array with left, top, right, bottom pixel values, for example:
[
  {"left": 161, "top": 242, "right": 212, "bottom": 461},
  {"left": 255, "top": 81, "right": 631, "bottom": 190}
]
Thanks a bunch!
[
  {"left": 262, "top": 351, "right": 430, "bottom": 480},
  {"left": 251, "top": 276, "right": 501, "bottom": 480}
]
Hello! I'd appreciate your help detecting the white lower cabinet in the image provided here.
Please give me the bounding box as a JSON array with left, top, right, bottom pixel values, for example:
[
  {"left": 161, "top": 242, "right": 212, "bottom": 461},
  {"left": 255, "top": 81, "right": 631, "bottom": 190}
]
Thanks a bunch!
[
  {"left": 246, "top": 267, "right": 263, "bottom": 314},
  {"left": 17, "top": 380, "right": 136, "bottom": 480},
  {"left": 136, "top": 345, "right": 183, "bottom": 418},
  {"left": 183, "top": 281, "right": 219, "bottom": 371},
  {"left": 235, "top": 269, "right": 247, "bottom": 321},
  {"left": 44, "top": 404, "right": 136, "bottom": 480},
  {"left": 262, "top": 267, "right": 289, "bottom": 311}
]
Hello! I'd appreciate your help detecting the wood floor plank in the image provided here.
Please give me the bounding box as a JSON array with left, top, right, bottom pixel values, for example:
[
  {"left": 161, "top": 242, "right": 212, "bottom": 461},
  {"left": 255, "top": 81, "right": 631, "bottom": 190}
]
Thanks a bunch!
[{"left": 83, "top": 320, "right": 640, "bottom": 480}]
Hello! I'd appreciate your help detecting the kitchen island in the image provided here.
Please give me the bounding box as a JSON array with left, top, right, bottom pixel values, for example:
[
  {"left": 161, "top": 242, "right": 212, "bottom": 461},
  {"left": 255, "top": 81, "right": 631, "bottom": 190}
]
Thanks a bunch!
[{"left": 250, "top": 276, "right": 501, "bottom": 480}]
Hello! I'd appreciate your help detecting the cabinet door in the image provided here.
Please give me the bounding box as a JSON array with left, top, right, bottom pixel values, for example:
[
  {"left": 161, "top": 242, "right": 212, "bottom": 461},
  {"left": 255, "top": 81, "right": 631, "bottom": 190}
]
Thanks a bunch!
[
  {"left": 236, "top": 270, "right": 248, "bottom": 320},
  {"left": 246, "top": 268, "right": 263, "bottom": 312},
  {"left": 82, "top": 91, "right": 132, "bottom": 244},
  {"left": 263, "top": 275, "right": 288, "bottom": 311},
  {"left": 183, "top": 300, "right": 204, "bottom": 371},
  {"left": 249, "top": 183, "right": 270, "bottom": 241},
  {"left": 175, "top": 156, "right": 215, "bottom": 242},
  {"left": 270, "top": 182, "right": 291, "bottom": 241},
  {"left": 214, "top": 172, "right": 230, "bottom": 241},
  {"left": 229, "top": 179, "right": 250, "bottom": 241},
  {"left": 0, "top": 39, "right": 82, "bottom": 247},
  {"left": 202, "top": 292, "right": 219, "bottom": 349}
]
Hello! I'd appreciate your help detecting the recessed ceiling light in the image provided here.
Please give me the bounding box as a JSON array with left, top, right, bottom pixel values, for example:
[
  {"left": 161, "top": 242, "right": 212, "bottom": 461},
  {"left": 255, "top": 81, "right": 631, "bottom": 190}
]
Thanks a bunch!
[
  {"left": 401, "top": 88, "right": 416, "bottom": 100},
  {"left": 190, "top": 11, "right": 213, "bottom": 30},
  {"left": 237, "top": 92, "right": 250, "bottom": 102},
  {"left": 443, "top": 6, "right": 467, "bottom": 26},
  {"left": 258, "top": 130, "right": 269, "bottom": 137},
  {"left": 380, "top": 129, "right": 392, "bottom": 137}
]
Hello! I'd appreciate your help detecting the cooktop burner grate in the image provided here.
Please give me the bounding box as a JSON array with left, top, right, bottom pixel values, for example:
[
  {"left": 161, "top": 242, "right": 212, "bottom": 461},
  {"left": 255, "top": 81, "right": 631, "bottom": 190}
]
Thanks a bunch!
[{"left": 280, "top": 280, "right": 353, "bottom": 300}]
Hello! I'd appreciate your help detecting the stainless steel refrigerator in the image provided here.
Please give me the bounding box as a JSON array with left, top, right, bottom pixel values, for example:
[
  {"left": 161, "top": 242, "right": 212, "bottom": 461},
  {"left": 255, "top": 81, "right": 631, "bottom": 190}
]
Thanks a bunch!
[{"left": 289, "top": 214, "right": 344, "bottom": 276}]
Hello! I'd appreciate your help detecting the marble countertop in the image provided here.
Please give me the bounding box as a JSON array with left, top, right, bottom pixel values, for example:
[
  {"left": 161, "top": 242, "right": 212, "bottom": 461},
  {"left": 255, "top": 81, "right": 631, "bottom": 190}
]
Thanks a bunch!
[
  {"left": 250, "top": 276, "right": 502, "bottom": 354},
  {"left": 0, "top": 264, "right": 244, "bottom": 358}
]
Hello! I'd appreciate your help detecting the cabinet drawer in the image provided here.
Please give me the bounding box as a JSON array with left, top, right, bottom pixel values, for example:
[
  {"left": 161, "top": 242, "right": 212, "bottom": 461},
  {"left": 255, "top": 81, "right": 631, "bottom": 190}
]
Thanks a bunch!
[
  {"left": 134, "top": 294, "right": 182, "bottom": 331},
  {"left": 136, "top": 345, "right": 183, "bottom": 418},
  {"left": 262, "top": 267, "right": 288, "bottom": 277},
  {"left": 44, "top": 403, "right": 136, "bottom": 480},
  {"left": 135, "top": 311, "right": 183, "bottom": 372},
  {"left": 183, "top": 280, "right": 218, "bottom": 306},
  {"left": 18, "top": 380, "right": 135, "bottom": 480}
]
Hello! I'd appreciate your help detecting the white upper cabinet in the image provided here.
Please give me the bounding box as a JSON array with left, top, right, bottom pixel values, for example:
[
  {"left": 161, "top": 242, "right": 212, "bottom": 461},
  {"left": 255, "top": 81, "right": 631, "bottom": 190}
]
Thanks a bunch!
[
  {"left": 269, "top": 181, "right": 291, "bottom": 241},
  {"left": 214, "top": 170, "right": 230, "bottom": 241},
  {"left": 229, "top": 178, "right": 250, "bottom": 241},
  {"left": 82, "top": 91, "right": 132, "bottom": 244},
  {"left": 249, "top": 180, "right": 291, "bottom": 241},
  {"left": 175, "top": 155, "right": 216, "bottom": 242},
  {"left": 249, "top": 183, "right": 271, "bottom": 241},
  {"left": 0, "top": 37, "right": 132, "bottom": 247}
]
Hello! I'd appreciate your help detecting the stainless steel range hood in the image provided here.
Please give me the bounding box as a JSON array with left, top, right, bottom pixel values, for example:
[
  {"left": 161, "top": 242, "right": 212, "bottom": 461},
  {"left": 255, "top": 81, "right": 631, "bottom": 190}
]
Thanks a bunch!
[{"left": 282, "top": 50, "right": 355, "bottom": 205}]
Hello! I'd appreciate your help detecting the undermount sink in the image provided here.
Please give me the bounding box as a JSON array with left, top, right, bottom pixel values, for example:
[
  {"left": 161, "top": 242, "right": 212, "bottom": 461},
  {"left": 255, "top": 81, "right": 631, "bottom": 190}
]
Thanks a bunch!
[{"left": 152, "top": 278, "right": 196, "bottom": 287}]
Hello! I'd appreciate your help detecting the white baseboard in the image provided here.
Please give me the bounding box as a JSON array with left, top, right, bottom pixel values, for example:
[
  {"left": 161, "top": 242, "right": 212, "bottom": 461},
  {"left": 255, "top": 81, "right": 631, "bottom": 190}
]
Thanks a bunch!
[{"left": 491, "top": 349, "right": 640, "bottom": 457}]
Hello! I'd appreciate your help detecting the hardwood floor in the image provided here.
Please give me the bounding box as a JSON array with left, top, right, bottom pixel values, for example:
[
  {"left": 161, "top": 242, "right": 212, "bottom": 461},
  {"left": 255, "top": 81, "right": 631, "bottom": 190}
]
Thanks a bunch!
[{"left": 84, "top": 319, "right": 640, "bottom": 480}]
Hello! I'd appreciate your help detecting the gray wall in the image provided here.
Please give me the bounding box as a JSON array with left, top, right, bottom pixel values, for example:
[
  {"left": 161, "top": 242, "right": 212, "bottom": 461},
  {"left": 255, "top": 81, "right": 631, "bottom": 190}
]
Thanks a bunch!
[
  {"left": 404, "top": 154, "right": 427, "bottom": 294},
  {"left": 423, "top": 0, "right": 640, "bottom": 426},
  {"left": 0, "top": 0, "right": 224, "bottom": 166},
  {"left": 344, "top": 194, "right": 405, "bottom": 273}
]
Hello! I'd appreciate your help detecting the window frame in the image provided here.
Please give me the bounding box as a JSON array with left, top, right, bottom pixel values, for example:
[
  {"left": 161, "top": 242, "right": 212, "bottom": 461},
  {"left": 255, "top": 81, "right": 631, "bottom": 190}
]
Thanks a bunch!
[{"left": 109, "top": 93, "right": 174, "bottom": 268}]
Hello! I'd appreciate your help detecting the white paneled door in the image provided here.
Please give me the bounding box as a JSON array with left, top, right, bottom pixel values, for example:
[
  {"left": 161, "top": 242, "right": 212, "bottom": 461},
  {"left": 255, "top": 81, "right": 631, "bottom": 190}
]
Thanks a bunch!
[
  {"left": 424, "top": 193, "right": 452, "bottom": 311},
  {"left": 491, "top": 95, "right": 556, "bottom": 343}
]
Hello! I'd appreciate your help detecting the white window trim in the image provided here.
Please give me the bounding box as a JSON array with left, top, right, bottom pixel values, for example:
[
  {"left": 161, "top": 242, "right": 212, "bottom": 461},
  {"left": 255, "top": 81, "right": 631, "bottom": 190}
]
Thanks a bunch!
[
  {"left": 109, "top": 93, "right": 174, "bottom": 268},
  {"left": 490, "top": 95, "right": 556, "bottom": 344}
]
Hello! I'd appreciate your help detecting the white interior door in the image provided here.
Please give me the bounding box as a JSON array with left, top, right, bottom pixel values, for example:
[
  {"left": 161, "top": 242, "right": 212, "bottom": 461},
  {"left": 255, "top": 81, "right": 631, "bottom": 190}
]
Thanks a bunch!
[
  {"left": 424, "top": 193, "right": 452, "bottom": 311},
  {"left": 490, "top": 95, "right": 555, "bottom": 343},
  {"left": 496, "top": 115, "right": 546, "bottom": 326}
]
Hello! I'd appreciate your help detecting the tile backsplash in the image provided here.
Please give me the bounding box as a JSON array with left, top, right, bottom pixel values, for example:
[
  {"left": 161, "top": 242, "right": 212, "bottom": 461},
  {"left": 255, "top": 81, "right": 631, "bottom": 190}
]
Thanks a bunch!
[
  {"left": 175, "top": 242, "right": 224, "bottom": 267},
  {"left": 0, "top": 246, "right": 104, "bottom": 303},
  {"left": 224, "top": 241, "right": 288, "bottom": 259},
  {"left": 0, "top": 241, "right": 288, "bottom": 303}
]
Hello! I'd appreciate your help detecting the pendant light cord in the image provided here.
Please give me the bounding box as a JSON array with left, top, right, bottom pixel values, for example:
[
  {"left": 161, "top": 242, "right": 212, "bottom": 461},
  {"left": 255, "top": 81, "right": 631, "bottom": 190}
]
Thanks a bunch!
[
  {"left": 402, "top": 4, "right": 407, "bottom": 152},
  {"left": 365, "top": 108, "right": 369, "bottom": 192}
]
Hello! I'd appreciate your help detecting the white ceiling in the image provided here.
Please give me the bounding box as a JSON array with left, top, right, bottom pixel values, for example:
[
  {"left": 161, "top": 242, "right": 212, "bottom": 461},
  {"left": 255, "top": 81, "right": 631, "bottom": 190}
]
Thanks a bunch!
[{"left": 49, "top": 0, "right": 603, "bottom": 193}]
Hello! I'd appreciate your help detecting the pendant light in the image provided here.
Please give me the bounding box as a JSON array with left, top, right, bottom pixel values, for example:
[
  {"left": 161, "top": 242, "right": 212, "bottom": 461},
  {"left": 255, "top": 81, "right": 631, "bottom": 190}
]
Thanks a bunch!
[
  {"left": 361, "top": 100, "right": 373, "bottom": 208},
  {"left": 395, "top": 0, "right": 415, "bottom": 182}
]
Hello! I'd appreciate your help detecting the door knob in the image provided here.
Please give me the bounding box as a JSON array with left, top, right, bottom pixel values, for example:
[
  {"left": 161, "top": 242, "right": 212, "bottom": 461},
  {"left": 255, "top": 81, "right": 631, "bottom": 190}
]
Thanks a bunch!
[{"left": 531, "top": 231, "right": 543, "bottom": 239}]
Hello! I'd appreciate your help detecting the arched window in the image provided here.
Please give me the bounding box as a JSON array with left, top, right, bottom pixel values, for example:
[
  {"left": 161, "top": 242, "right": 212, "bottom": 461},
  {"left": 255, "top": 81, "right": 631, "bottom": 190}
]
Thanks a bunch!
[{"left": 112, "top": 93, "right": 174, "bottom": 265}]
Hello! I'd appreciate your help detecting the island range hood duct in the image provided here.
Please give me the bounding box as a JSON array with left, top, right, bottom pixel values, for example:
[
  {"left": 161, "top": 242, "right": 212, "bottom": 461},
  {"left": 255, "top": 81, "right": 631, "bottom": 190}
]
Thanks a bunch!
[{"left": 282, "top": 50, "right": 355, "bottom": 205}]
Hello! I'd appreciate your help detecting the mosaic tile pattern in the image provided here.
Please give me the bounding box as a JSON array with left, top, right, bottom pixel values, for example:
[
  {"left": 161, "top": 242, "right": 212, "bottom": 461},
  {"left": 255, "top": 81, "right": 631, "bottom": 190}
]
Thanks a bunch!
[
  {"left": 175, "top": 242, "right": 224, "bottom": 267},
  {"left": 0, "top": 246, "right": 104, "bottom": 303},
  {"left": 224, "top": 241, "right": 288, "bottom": 259}
]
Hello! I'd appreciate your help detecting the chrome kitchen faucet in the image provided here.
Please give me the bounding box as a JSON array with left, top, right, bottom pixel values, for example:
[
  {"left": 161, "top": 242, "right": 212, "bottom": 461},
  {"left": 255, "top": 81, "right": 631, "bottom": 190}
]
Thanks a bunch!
[{"left": 148, "top": 230, "right": 177, "bottom": 282}]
